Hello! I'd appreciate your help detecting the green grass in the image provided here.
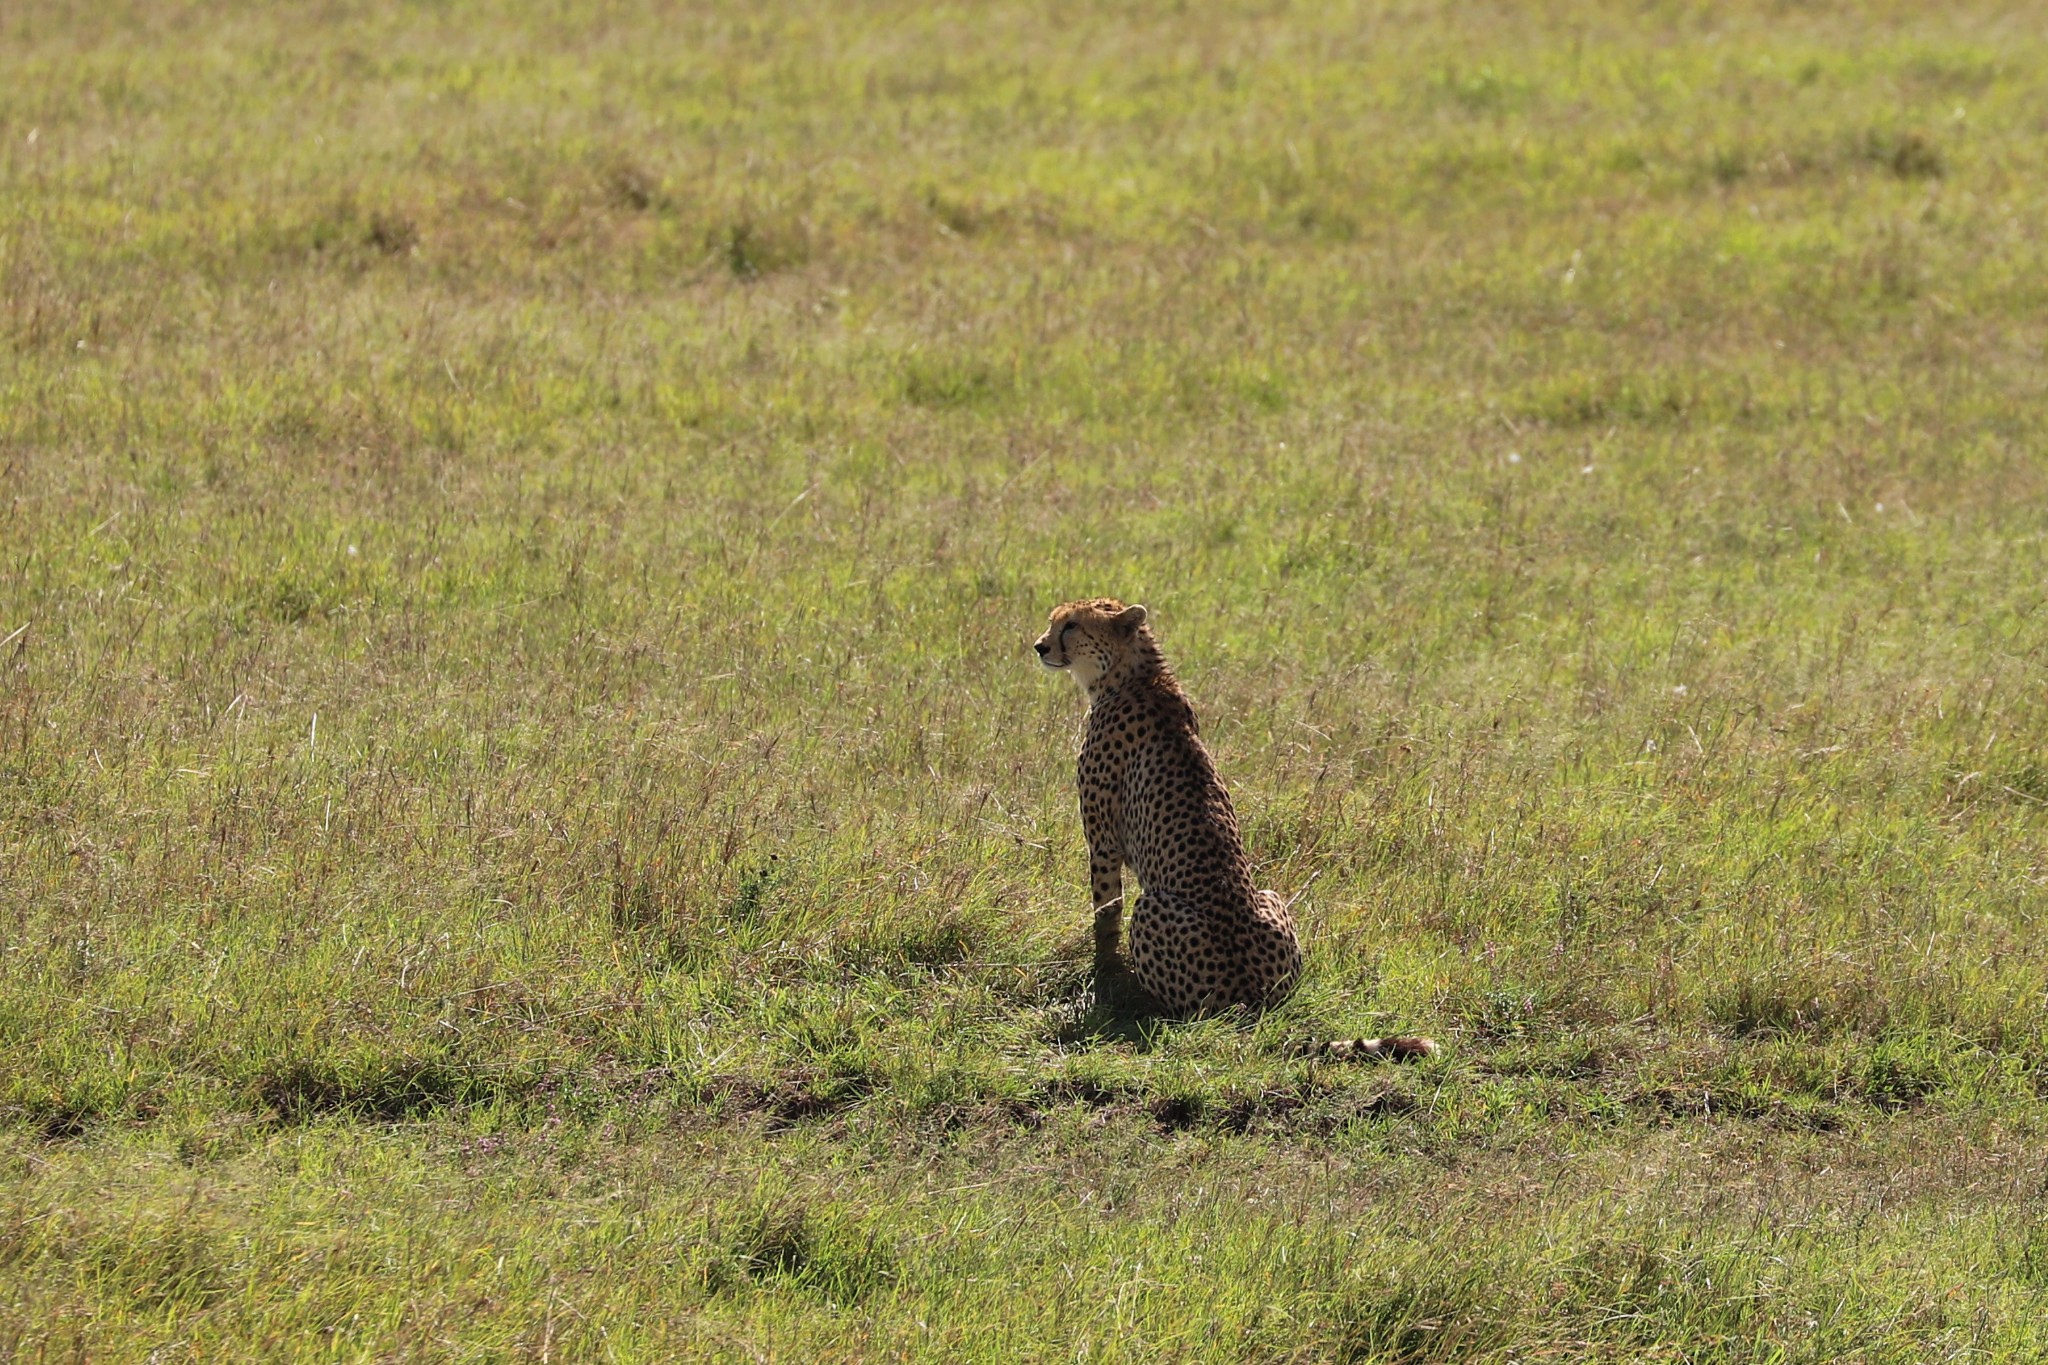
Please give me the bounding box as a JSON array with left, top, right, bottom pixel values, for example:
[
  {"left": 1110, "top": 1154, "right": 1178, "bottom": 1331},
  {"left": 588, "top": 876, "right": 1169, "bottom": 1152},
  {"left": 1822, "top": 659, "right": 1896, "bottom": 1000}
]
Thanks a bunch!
[{"left": 6, "top": 0, "right": 2048, "bottom": 1357}]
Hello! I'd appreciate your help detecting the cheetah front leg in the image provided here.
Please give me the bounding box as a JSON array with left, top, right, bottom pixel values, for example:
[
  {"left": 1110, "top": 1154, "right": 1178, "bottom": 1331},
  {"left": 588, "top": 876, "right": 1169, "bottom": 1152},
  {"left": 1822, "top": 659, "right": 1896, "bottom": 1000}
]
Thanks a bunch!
[{"left": 1088, "top": 845, "right": 1126, "bottom": 977}]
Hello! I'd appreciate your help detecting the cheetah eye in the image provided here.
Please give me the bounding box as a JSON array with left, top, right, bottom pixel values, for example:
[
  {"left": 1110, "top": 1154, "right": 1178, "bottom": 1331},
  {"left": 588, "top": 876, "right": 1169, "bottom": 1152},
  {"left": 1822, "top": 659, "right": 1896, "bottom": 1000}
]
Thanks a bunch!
[{"left": 1060, "top": 622, "right": 1075, "bottom": 639}]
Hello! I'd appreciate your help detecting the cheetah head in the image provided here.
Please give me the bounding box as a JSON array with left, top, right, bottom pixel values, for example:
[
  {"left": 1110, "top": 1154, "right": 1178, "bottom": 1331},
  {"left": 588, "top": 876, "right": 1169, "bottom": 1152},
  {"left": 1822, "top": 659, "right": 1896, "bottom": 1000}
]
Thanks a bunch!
[{"left": 1034, "top": 598, "right": 1149, "bottom": 690}]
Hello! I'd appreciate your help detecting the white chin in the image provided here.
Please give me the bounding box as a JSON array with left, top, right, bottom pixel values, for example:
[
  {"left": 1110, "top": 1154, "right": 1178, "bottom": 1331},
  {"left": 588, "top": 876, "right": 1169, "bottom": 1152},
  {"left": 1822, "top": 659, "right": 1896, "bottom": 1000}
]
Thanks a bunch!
[{"left": 1040, "top": 658, "right": 1069, "bottom": 669}]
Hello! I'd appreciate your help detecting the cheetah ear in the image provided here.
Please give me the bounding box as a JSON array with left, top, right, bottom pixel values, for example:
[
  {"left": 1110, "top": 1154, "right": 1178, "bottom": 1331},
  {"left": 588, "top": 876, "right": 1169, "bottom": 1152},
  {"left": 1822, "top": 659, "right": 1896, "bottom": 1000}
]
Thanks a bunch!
[{"left": 1114, "top": 603, "right": 1148, "bottom": 632}]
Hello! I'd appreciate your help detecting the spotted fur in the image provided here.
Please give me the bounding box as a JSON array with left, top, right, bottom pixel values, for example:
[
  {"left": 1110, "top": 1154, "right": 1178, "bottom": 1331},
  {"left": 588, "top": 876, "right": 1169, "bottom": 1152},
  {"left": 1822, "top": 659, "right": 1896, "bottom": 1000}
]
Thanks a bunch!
[
  {"left": 1033, "top": 599, "right": 1436, "bottom": 1056},
  {"left": 1032, "top": 597, "right": 1302, "bottom": 1012},
  {"left": 1033, "top": 604, "right": 1337, "bottom": 1016}
]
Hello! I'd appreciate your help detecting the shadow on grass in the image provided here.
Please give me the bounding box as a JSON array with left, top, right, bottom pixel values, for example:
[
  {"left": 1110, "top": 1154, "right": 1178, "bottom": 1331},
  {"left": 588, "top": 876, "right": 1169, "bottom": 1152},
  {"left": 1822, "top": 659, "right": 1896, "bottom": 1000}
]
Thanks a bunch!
[
  {"left": 253, "top": 1057, "right": 506, "bottom": 1124},
  {"left": 19, "top": 1097, "right": 98, "bottom": 1143},
  {"left": 1049, "top": 967, "right": 1180, "bottom": 1051},
  {"left": 1049, "top": 965, "right": 1354, "bottom": 1054}
]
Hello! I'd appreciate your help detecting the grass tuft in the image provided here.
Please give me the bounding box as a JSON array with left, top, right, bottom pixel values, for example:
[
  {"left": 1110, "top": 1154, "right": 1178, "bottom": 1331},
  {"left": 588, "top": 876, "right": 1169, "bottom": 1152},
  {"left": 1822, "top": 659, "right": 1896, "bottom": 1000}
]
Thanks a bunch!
[{"left": 699, "top": 1199, "right": 899, "bottom": 1302}]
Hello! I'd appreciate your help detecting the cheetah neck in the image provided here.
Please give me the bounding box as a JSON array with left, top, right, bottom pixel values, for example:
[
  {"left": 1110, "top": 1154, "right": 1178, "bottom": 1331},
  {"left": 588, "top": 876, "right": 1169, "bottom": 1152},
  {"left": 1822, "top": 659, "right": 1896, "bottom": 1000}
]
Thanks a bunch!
[{"left": 1083, "top": 629, "right": 1173, "bottom": 703}]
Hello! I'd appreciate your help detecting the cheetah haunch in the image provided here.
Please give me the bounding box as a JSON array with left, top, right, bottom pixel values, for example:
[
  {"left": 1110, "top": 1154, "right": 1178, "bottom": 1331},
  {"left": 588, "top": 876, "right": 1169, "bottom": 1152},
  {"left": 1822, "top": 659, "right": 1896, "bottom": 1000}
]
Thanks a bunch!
[{"left": 1035, "top": 598, "right": 1434, "bottom": 1058}]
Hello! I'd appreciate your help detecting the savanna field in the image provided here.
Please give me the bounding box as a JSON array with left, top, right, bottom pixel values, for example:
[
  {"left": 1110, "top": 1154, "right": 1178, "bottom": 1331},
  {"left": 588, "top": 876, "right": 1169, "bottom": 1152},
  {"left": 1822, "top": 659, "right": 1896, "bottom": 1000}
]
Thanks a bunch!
[{"left": 5, "top": 0, "right": 2048, "bottom": 1358}]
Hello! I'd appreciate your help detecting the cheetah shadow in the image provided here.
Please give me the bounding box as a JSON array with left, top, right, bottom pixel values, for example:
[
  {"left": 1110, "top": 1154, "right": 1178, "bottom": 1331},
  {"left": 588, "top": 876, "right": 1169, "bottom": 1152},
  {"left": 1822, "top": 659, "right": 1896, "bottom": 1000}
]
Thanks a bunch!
[
  {"left": 1049, "top": 967, "right": 1269, "bottom": 1051},
  {"left": 1050, "top": 969, "right": 1163, "bottom": 1048}
]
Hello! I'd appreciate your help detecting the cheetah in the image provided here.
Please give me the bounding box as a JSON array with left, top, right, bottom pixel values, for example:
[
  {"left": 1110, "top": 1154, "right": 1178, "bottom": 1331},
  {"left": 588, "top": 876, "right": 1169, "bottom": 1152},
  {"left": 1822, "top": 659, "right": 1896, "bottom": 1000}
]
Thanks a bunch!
[{"left": 1035, "top": 599, "right": 1434, "bottom": 1059}]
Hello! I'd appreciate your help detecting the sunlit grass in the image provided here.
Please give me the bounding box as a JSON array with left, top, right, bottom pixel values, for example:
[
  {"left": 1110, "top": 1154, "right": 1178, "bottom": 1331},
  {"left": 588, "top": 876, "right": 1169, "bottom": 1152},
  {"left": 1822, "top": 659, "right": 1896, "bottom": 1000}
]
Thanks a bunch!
[{"left": 5, "top": 0, "right": 2048, "bottom": 1358}]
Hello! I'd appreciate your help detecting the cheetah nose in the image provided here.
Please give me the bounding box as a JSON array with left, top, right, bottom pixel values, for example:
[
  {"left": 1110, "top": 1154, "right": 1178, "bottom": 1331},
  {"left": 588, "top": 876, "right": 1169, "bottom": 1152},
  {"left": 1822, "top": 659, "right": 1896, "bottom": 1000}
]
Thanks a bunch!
[{"left": 1033, "top": 640, "right": 1050, "bottom": 656}]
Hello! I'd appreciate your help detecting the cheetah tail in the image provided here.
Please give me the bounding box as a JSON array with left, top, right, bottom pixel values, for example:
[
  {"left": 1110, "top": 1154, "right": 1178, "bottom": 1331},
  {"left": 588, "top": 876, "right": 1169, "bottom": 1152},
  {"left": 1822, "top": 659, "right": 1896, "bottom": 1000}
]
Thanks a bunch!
[{"left": 1317, "top": 1035, "right": 1437, "bottom": 1063}]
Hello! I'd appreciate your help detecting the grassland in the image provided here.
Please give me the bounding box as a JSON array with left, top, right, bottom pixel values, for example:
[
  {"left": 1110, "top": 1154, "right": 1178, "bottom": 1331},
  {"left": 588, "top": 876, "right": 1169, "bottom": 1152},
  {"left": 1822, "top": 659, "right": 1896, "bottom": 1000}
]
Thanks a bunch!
[{"left": 6, "top": 0, "right": 2048, "bottom": 1358}]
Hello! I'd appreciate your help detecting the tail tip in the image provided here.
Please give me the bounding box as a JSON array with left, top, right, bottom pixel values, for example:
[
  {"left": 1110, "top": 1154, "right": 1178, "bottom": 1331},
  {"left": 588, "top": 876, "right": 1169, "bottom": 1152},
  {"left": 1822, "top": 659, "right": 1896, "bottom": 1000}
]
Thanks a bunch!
[{"left": 1322, "top": 1035, "right": 1438, "bottom": 1062}]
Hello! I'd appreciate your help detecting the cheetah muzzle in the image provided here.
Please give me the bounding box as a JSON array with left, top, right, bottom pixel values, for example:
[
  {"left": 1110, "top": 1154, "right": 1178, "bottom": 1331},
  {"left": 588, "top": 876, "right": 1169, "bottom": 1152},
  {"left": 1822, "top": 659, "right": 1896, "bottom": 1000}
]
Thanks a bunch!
[{"left": 1034, "top": 598, "right": 1436, "bottom": 1061}]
